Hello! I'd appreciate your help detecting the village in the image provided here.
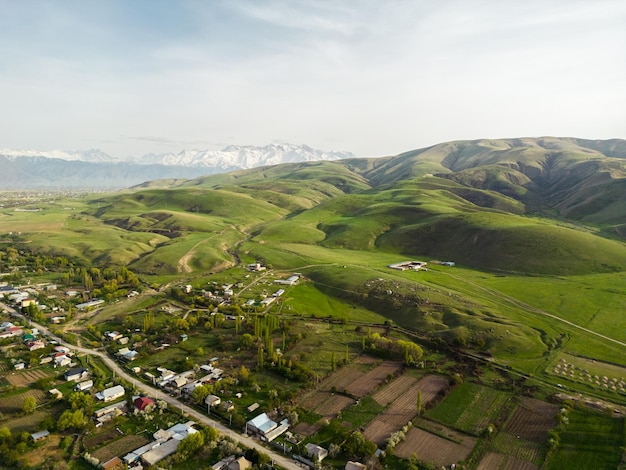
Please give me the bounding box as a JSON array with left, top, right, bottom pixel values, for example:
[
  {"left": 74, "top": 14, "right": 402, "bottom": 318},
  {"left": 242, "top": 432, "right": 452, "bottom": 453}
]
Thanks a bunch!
[{"left": 0, "top": 263, "right": 376, "bottom": 470}]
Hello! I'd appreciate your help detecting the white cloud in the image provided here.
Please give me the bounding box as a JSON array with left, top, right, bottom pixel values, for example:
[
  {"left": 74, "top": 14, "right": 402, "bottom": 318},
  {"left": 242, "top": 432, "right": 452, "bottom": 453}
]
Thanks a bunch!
[{"left": 0, "top": 0, "right": 624, "bottom": 157}]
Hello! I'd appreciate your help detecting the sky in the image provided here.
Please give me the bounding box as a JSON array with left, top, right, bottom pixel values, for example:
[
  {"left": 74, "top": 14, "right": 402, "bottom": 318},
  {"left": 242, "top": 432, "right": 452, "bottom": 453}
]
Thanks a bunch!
[{"left": 1, "top": 0, "right": 625, "bottom": 158}]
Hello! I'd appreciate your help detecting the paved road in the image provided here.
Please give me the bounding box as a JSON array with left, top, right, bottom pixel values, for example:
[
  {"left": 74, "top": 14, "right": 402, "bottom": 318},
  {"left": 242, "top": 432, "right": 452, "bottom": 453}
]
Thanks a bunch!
[{"left": 2, "top": 303, "right": 300, "bottom": 470}]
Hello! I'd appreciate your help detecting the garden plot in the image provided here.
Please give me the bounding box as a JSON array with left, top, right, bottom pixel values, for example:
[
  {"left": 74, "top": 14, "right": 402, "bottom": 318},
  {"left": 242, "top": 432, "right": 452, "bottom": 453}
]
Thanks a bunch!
[
  {"left": 5, "top": 369, "right": 53, "bottom": 387},
  {"left": 345, "top": 360, "right": 403, "bottom": 398},
  {"left": 299, "top": 390, "right": 355, "bottom": 418},
  {"left": 364, "top": 375, "right": 448, "bottom": 445},
  {"left": 0, "top": 389, "right": 47, "bottom": 414},
  {"left": 3, "top": 410, "right": 48, "bottom": 432},
  {"left": 426, "top": 382, "right": 511, "bottom": 435},
  {"left": 504, "top": 397, "right": 559, "bottom": 442},
  {"left": 371, "top": 374, "right": 418, "bottom": 406},
  {"left": 91, "top": 435, "right": 149, "bottom": 463},
  {"left": 477, "top": 452, "right": 538, "bottom": 470},
  {"left": 394, "top": 426, "right": 477, "bottom": 466}
]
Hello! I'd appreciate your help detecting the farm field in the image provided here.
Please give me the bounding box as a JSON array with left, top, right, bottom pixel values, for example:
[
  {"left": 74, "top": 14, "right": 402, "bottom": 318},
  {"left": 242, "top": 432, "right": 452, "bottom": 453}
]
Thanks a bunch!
[
  {"left": 394, "top": 425, "right": 477, "bottom": 466},
  {"left": 476, "top": 452, "right": 538, "bottom": 470},
  {"left": 364, "top": 375, "right": 448, "bottom": 445},
  {"left": 503, "top": 397, "right": 559, "bottom": 442},
  {"left": 488, "top": 432, "right": 544, "bottom": 467},
  {"left": 542, "top": 409, "right": 625, "bottom": 470},
  {"left": 298, "top": 356, "right": 402, "bottom": 418},
  {"left": 0, "top": 389, "right": 47, "bottom": 414},
  {"left": 425, "top": 382, "right": 511, "bottom": 435},
  {"left": 91, "top": 434, "right": 150, "bottom": 463},
  {"left": 4, "top": 369, "right": 54, "bottom": 387},
  {"left": 2, "top": 410, "right": 49, "bottom": 432}
]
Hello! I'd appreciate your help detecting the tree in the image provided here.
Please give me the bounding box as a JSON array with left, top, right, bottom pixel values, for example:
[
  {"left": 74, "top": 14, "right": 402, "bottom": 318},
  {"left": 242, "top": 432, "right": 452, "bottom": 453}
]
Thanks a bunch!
[
  {"left": 22, "top": 396, "right": 36, "bottom": 414},
  {"left": 176, "top": 432, "right": 205, "bottom": 461},
  {"left": 416, "top": 390, "right": 423, "bottom": 416},
  {"left": 192, "top": 385, "right": 210, "bottom": 405},
  {"left": 239, "top": 333, "right": 254, "bottom": 350}
]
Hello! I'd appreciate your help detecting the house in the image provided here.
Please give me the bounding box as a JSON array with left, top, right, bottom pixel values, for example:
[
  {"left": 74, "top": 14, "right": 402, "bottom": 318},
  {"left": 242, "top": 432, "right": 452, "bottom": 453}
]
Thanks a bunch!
[
  {"left": 75, "top": 380, "right": 93, "bottom": 392},
  {"left": 306, "top": 443, "right": 328, "bottom": 462},
  {"left": 48, "top": 388, "right": 63, "bottom": 400},
  {"left": 117, "top": 336, "right": 129, "bottom": 345},
  {"left": 22, "top": 333, "right": 36, "bottom": 342},
  {"left": 14, "top": 362, "right": 25, "bottom": 370},
  {"left": 222, "top": 400, "right": 234, "bottom": 412},
  {"left": 65, "top": 290, "right": 80, "bottom": 297},
  {"left": 96, "top": 385, "right": 125, "bottom": 402},
  {"left": 100, "top": 456, "right": 124, "bottom": 470},
  {"left": 39, "top": 356, "right": 53, "bottom": 365},
  {"left": 228, "top": 456, "right": 252, "bottom": 470},
  {"left": 141, "top": 438, "right": 180, "bottom": 466},
  {"left": 27, "top": 340, "right": 45, "bottom": 351},
  {"left": 205, "top": 394, "right": 221, "bottom": 408},
  {"left": 0, "top": 321, "right": 15, "bottom": 331},
  {"left": 246, "top": 413, "right": 277, "bottom": 437},
  {"left": 64, "top": 367, "right": 89, "bottom": 382},
  {"left": 55, "top": 356, "right": 72, "bottom": 367},
  {"left": 122, "top": 441, "right": 161, "bottom": 465},
  {"left": 247, "top": 402, "right": 260, "bottom": 413},
  {"left": 94, "top": 401, "right": 127, "bottom": 425},
  {"left": 180, "top": 334, "right": 188, "bottom": 342},
  {"left": 31, "top": 430, "right": 50, "bottom": 442},
  {"left": 134, "top": 396, "right": 155, "bottom": 411},
  {"left": 76, "top": 299, "right": 105, "bottom": 310},
  {"left": 168, "top": 421, "right": 197, "bottom": 440},
  {"left": 345, "top": 462, "right": 367, "bottom": 470},
  {"left": 105, "top": 331, "right": 122, "bottom": 341},
  {"left": 54, "top": 345, "right": 70, "bottom": 354},
  {"left": 21, "top": 298, "right": 36, "bottom": 308},
  {"left": 274, "top": 275, "right": 299, "bottom": 286}
]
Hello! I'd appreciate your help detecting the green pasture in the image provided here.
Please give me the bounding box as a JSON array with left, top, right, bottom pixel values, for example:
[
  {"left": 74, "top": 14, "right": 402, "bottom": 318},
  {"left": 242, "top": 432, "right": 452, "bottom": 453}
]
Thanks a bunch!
[
  {"left": 340, "top": 396, "right": 384, "bottom": 428},
  {"left": 481, "top": 272, "right": 626, "bottom": 343},
  {"left": 543, "top": 410, "right": 625, "bottom": 470},
  {"left": 425, "top": 382, "right": 511, "bottom": 435},
  {"left": 281, "top": 283, "right": 385, "bottom": 323}
]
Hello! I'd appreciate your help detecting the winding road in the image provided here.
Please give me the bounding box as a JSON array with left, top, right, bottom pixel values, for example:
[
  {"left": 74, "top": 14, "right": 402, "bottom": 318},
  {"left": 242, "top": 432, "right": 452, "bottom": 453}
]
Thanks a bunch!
[{"left": 1, "top": 302, "right": 300, "bottom": 470}]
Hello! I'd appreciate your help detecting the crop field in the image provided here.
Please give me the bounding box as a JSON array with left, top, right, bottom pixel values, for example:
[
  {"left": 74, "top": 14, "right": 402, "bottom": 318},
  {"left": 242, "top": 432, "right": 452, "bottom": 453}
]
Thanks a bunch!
[
  {"left": 4, "top": 369, "right": 53, "bottom": 387},
  {"left": 3, "top": 410, "right": 48, "bottom": 432},
  {"left": 543, "top": 409, "right": 625, "bottom": 470},
  {"left": 503, "top": 397, "right": 559, "bottom": 442},
  {"left": 364, "top": 375, "right": 448, "bottom": 444},
  {"left": 394, "top": 426, "right": 477, "bottom": 466},
  {"left": 0, "top": 389, "right": 47, "bottom": 414},
  {"left": 477, "top": 452, "right": 538, "bottom": 470},
  {"left": 425, "top": 382, "right": 511, "bottom": 435},
  {"left": 91, "top": 434, "right": 149, "bottom": 463},
  {"left": 345, "top": 360, "right": 403, "bottom": 398},
  {"left": 489, "top": 432, "right": 543, "bottom": 466},
  {"left": 372, "top": 374, "right": 419, "bottom": 406},
  {"left": 298, "top": 390, "right": 355, "bottom": 418}
]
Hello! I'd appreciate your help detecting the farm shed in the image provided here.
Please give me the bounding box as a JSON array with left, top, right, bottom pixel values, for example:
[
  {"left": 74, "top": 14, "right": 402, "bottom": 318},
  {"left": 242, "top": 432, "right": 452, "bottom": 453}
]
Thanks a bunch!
[
  {"left": 345, "top": 462, "right": 366, "bottom": 470},
  {"left": 305, "top": 443, "right": 328, "bottom": 462},
  {"left": 100, "top": 456, "right": 124, "bottom": 470},
  {"left": 141, "top": 438, "right": 180, "bottom": 466},
  {"left": 31, "top": 430, "right": 50, "bottom": 442}
]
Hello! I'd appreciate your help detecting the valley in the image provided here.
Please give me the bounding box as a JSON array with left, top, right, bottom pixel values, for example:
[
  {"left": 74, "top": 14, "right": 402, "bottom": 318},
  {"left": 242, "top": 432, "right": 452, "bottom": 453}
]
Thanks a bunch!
[{"left": 1, "top": 137, "right": 625, "bottom": 469}]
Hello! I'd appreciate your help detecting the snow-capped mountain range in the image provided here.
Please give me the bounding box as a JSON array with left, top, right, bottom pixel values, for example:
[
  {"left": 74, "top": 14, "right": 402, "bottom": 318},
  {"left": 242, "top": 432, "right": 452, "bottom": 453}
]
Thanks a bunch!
[
  {"left": 0, "top": 144, "right": 355, "bottom": 171},
  {"left": 0, "top": 144, "right": 356, "bottom": 189}
]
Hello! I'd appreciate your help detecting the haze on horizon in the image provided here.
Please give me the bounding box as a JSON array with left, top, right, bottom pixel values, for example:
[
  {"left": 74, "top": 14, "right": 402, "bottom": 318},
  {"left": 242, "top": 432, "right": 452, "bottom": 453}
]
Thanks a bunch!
[{"left": 1, "top": 0, "right": 625, "bottom": 159}]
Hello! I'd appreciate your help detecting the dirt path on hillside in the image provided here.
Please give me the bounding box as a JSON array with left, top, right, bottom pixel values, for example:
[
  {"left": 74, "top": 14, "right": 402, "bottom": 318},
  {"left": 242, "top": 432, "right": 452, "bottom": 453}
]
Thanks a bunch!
[{"left": 438, "top": 270, "right": 626, "bottom": 349}]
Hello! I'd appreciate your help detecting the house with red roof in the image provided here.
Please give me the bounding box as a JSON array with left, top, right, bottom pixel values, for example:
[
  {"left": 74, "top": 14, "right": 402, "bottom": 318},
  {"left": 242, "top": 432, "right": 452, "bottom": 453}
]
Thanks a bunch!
[{"left": 134, "top": 396, "right": 155, "bottom": 411}]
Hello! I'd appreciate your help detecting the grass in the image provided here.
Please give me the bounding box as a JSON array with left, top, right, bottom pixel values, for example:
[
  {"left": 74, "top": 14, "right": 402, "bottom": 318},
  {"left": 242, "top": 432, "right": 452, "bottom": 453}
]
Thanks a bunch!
[
  {"left": 340, "top": 396, "right": 384, "bottom": 428},
  {"left": 425, "top": 382, "right": 511, "bottom": 435},
  {"left": 543, "top": 409, "right": 625, "bottom": 470}
]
